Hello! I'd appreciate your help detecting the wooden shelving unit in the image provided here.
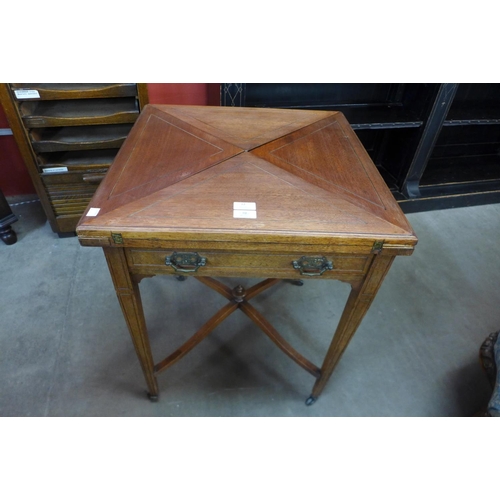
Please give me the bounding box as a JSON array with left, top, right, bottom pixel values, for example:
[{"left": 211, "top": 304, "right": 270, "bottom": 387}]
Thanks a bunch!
[
  {"left": 0, "top": 83, "right": 148, "bottom": 234},
  {"left": 221, "top": 83, "right": 500, "bottom": 212}
]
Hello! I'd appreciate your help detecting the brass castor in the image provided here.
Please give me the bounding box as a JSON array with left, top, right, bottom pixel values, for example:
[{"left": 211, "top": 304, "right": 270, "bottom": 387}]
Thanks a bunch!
[
  {"left": 305, "top": 395, "right": 317, "bottom": 406},
  {"left": 147, "top": 392, "right": 159, "bottom": 402}
]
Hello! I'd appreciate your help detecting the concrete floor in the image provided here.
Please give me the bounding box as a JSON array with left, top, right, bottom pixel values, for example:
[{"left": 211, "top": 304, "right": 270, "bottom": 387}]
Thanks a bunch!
[{"left": 1, "top": 198, "right": 499, "bottom": 416}]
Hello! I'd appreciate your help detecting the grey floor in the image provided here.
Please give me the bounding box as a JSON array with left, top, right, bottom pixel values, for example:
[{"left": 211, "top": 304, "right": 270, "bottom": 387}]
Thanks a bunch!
[{"left": 1, "top": 197, "right": 499, "bottom": 417}]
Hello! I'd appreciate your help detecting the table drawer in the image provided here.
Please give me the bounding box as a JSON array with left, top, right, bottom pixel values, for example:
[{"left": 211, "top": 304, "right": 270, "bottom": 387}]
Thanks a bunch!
[{"left": 126, "top": 248, "right": 370, "bottom": 279}]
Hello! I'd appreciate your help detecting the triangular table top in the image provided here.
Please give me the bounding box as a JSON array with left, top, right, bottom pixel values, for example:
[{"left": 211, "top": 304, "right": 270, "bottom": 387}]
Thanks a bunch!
[{"left": 77, "top": 104, "right": 417, "bottom": 249}]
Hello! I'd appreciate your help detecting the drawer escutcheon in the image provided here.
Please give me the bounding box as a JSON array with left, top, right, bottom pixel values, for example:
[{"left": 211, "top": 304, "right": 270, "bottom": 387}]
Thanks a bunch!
[
  {"left": 292, "top": 256, "right": 333, "bottom": 276},
  {"left": 165, "top": 251, "right": 207, "bottom": 273}
]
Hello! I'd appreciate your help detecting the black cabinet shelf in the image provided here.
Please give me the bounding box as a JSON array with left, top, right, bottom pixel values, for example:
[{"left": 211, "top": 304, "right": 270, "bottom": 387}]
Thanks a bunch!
[
  {"left": 259, "top": 104, "right": 423, "bottom": 129},
  {"left": 339, "top": 106, "right": 423, "bottom": 130},
  {"left": 445, "top": 107, "right": 500, "bottom": 124},
  {"left": 221, "top": 83, "right": 500, "bottom": 212},
  {"left": 356, "top": 127, "right": 421, "bottom": 190},
  {"left": 421, "top": 156, "right": 500, "bottom": 186},
  {"left": 444, "top": 84, "right": 500, "bottom": 124},
  {"left": 444, "top": 119, "right": 500, "bottom": 126}
]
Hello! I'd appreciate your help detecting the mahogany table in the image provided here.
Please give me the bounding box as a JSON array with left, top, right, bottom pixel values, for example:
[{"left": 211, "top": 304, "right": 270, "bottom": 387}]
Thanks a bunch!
[{"left": 77, "top": 105, "right": 418, "bottom": 405}]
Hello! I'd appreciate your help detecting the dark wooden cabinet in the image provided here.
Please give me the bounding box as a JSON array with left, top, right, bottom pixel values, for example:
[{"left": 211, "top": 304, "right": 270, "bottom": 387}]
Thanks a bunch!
[
  {"left": 0, "top": 84, "right": 148, "bottom": 235},
  {"left": 221, "top": 83, "right": 500, "bottom": 212},
  {"left": 0, "top": 188, "right": 17, "bottom": 244}
]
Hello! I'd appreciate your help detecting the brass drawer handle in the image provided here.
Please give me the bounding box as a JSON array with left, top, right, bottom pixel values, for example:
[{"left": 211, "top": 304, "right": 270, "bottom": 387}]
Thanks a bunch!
[
  {"left": 292, "top": 256, "right": 333, "bottom": 276},
  {"left": 165, "top": 252, "right": 207, "bottom": 273}
]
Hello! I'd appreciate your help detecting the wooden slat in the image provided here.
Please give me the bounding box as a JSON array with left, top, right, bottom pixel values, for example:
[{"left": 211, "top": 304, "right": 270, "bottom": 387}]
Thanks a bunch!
[
  {"left": 20, "top": 98, "right": 139, "bottom": 128},
  {"left": 31, "top": 124, "right": 132, "bottom": 152},
  {"left": 11, "top": 83, "right": 138, "bottom": 100}
]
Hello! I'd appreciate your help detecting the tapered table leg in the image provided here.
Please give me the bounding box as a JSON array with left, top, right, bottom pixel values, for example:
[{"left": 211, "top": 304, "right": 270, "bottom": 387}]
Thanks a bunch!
[
  {"left": 307, "top": 254, "right": 395, "bottom": 404},
  {"left": 103, "top": 247, "right": 159, "bottom": 400}
]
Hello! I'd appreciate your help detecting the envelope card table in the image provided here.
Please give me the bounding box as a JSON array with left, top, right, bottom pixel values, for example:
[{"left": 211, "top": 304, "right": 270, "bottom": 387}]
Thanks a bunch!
[{"left": 76, "top": 104, "right": 418, "bottom": 404}]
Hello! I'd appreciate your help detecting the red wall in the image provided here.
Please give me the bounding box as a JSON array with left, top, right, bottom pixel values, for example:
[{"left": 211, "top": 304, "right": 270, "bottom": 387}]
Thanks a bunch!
[
  {"left": 148, "top": 83, "right": 220, "bottom": 105},
  {"left": 0, "top": 105, "right": 36, "bottom": 196},
  {"left": 0, "top": 83, "right": 219, "bottom": 196}
]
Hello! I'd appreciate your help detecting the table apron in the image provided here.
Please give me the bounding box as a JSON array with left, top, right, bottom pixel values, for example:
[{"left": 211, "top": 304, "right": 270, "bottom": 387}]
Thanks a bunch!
[{"left": 125, "top": 248, "right": 371, "bottom": 280}]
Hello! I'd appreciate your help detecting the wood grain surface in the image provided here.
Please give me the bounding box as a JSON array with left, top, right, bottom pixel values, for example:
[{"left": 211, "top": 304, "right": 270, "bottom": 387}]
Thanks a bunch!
[{"left": 77, "top": 105, "right": 417, "bottom": 250}]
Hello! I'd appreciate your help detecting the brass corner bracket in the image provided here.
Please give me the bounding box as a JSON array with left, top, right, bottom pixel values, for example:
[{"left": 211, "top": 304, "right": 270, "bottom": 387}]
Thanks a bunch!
[
  {"left": 111, "top": 233, "right": 124, "bottom": 244},
  {"left": 372, "top": 241, "right": 384, "bottom": 254}
]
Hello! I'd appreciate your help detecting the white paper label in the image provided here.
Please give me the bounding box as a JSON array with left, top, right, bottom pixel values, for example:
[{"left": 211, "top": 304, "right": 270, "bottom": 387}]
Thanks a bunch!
[
  {"left": 14, "top": 89, "right": 41, "bottom": 99},
  {"left": 87, "top": 208, "right": 100, "bottom": 217},
  {"left": 42, "top": 167, "right": 68, "bottom": 173},
  {"left": 233, "top": 209, "right": 257, "bottom": 219},
  {"left": 233, "top": 202, "right": 256, "bottom": 211}
]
